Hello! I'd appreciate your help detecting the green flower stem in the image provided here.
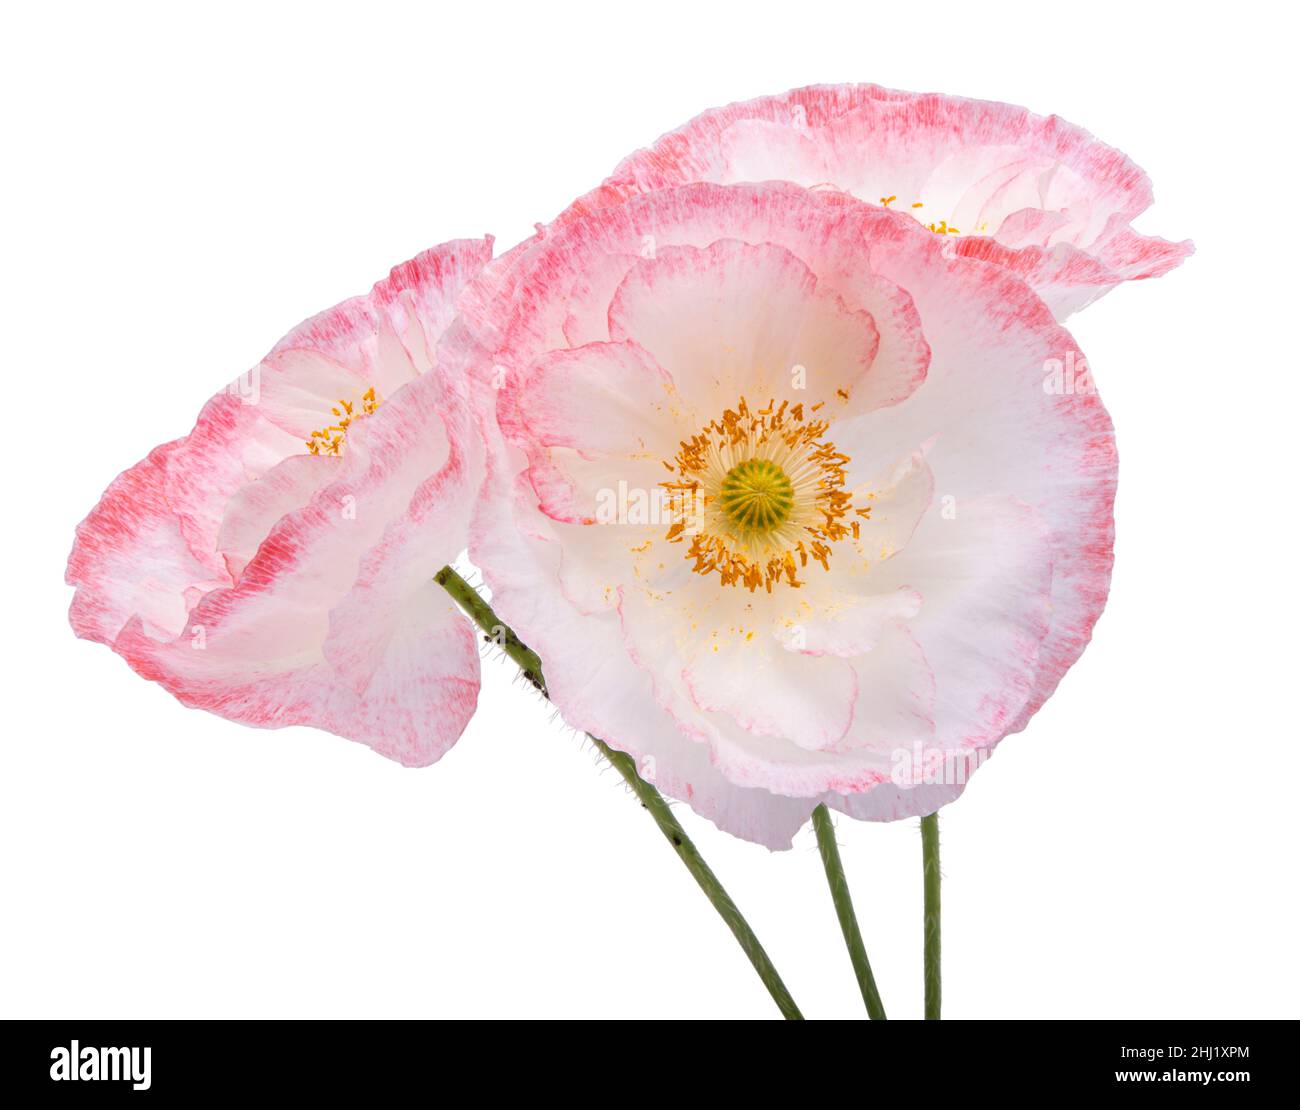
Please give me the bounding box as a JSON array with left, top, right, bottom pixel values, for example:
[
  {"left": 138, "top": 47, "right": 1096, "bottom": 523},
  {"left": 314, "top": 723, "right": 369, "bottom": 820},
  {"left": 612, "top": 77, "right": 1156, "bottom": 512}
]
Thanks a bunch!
[
  {"left": 434, "top": 565, "right": 804, "bottom": 1021},
  {"left": 810, "top": 803, "right": 886, "bottom": 1019},
  {"left": 434, "top": 566, "right": 547, "bottom": 694},
  {"left": 921, "top": 812, "right": 941, "bottom": 1020}
]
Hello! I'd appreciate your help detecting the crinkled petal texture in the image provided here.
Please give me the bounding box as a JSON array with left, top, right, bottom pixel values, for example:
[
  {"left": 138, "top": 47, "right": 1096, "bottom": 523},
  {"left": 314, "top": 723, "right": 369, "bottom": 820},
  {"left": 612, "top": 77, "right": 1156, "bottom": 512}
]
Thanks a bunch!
[
  {"left": 462, "top": 183, "right": 1116, "bottom": 849},
  {"left": 68, "top": 239, "right": 494, "bottom": 765},
  {"left": 564, "top": 84, "right": 1191, "bottom": 319}
]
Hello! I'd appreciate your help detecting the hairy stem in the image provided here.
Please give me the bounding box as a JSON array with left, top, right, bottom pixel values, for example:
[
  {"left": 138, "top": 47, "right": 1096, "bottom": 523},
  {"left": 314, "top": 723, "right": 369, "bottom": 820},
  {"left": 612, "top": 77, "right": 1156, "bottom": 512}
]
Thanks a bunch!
[
  {"left": 435, "top": 566, "right": 545, "bottom": 694},
  {"left": 921, "top": 811, "right": 941, "bottom": 1020},
  {"left": 810, "top": 803, "right": 886, "bottom": 1018},
  {"left": 435, "top": 564, "right": 803, "bottom": 1020}
]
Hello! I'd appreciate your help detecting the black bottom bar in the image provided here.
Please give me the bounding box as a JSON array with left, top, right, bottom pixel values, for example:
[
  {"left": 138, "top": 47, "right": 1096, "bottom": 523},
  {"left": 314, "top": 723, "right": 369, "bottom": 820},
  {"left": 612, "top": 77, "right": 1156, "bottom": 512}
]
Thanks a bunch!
[{"left": 2, "top": 1018, "right": 1288, "bottom": 1097}]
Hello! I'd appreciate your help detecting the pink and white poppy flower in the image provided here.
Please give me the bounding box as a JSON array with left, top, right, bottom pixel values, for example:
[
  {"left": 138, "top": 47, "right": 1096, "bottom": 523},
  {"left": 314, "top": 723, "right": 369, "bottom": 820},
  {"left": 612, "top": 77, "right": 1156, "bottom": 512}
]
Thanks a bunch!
[
  {"left": 566, "top": 84, "right": 1191, "bottom": 320},
  {"left": 460, "top": 182, "right": 1116, "bottom": 848},
  {"left": 68, "top": 238, "right": 493, "bottom": 765}
]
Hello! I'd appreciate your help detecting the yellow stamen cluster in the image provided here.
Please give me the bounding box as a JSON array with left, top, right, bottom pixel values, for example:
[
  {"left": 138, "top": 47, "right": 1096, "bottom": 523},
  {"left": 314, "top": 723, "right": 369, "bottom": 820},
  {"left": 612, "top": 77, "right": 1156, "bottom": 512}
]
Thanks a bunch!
[
  {"left": 660, "top": 397, "right": 871, "bottom": 593},
  {"left": 879, "top": 194, "right": 960, "bottom": 234},
  {"left": 306, "top": 386, "right": 380, "bottom": 455}
]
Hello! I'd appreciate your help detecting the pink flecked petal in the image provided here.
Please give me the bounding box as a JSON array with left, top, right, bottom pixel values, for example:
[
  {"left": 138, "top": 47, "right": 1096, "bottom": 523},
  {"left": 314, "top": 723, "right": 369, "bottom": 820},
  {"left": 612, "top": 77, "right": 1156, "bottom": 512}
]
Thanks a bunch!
[
  {"left": 69, "top": 238, "right": 494, "bottom": 761},
  {"left": 561, "top": 251, "right": 641, "bottom": 347},
  {"left": 253, "top": 348, "right": 372, "bottom": 440},
  {"left": 111, "top": 368, "right": 481, "bottom": 765},
  {"left": 1094, "top": 223, "right": 1196, "bottom": 281},
  {"left": 866, "top": 496, "right": 1055, "bottom": 753},
  {"left": 607, "top": 239, "right": 882, "bottom": 417},
  {"left": 835, "top": 221, "right": 1117, "bottom": 728},
  {"left": 320, "top": 374, "right": 485, "bottom": 764},
  {"left": 993, "top": 207, "right": 1073, "bottom": 249},
  {"left": 216, "top": 453, "right": 342, "bottom": 580},
  {"left": 68, "top": 440, "right": 225, "bottom": 644},
  {"left": 825, "top": 780, "right": 966, "bottom": 823},
  {"left": 951, "top": 232, "right": 1195, "bottom": 318},
  {"left": 499, "top": 340, "right": 679, "bottom": 525},
  {"left": 460, "top": 180, "right": 927, "bottom": 378},
  {"left": 683, "top": 636, "right": 858, "bottom": 753},
  {"left": 578, "top": 83, "right": 1191, "bottom": 318},
  {"left": 164, "top": 239, "right": 494, "bottom": 570},
  {"left": 703, "top": 624, "right": 936, "bottom": 797}
]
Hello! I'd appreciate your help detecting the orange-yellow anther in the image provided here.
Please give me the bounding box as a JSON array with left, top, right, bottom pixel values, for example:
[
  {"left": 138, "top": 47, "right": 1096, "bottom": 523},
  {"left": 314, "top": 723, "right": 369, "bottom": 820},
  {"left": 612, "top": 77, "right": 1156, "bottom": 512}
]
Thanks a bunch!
[
  {"left": 306, "top": 386, "right": 380, "bottom": 456},
  {"left": 658, "top": 396, "right": 870, "bottom": 593},
  {"left": 883, "top": 193, "right": 965, "bottom": 234}
]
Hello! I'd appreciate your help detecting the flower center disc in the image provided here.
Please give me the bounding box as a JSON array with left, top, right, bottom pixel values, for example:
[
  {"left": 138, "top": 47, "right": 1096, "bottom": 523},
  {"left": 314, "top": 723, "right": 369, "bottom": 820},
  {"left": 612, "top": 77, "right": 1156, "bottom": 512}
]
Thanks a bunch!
[
  {"left": 719, "top": 458, "right": 794, "bottom": 537},
  {"left": 660, "top": 397, "right": 869, "bottom": 592}
]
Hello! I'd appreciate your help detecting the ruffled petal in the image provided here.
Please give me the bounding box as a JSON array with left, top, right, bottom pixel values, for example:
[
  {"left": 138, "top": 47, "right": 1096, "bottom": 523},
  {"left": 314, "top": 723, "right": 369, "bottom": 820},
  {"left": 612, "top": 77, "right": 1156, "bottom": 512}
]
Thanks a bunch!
[
  {"left": 568, "top": 83, "right": 1191, "bottom": 319},
  {"left": 607, "top": 239, "right": 885, "bottom": 418},
  {"left": 69, "top": 238, "right": 494, "bottom": 761},
  {"left": 68, "top": 440, "right": 224, "bottom": 644},
  {"left": 216, "top": 453, "right": 342, "bottom": 580},
  {"left": 500, "top": 339, "right": 678, "bottom": 524},
  {"left": 111, "top": 368, "right": 482, "bottom": 764},
  {"left": 830, "top": 219, "right": 1117, "bottom": 728}
]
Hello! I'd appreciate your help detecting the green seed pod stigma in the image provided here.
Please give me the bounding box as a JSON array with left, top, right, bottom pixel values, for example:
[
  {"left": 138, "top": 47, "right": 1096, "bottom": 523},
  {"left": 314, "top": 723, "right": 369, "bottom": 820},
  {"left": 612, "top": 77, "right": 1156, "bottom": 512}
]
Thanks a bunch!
[
  {"left": 719, "top": 458, "right": 795, "bottom": 537},
  {"left": 659, "top": 398, "right": 869, "bottom": 592}
]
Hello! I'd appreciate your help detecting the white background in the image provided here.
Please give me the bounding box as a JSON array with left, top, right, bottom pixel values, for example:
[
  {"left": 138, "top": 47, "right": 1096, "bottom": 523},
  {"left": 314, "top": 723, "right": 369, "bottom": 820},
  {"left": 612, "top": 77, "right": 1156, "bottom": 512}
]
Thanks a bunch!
[{"left": 3, "top": 1, "right": 1295, "bottom": 1020}]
